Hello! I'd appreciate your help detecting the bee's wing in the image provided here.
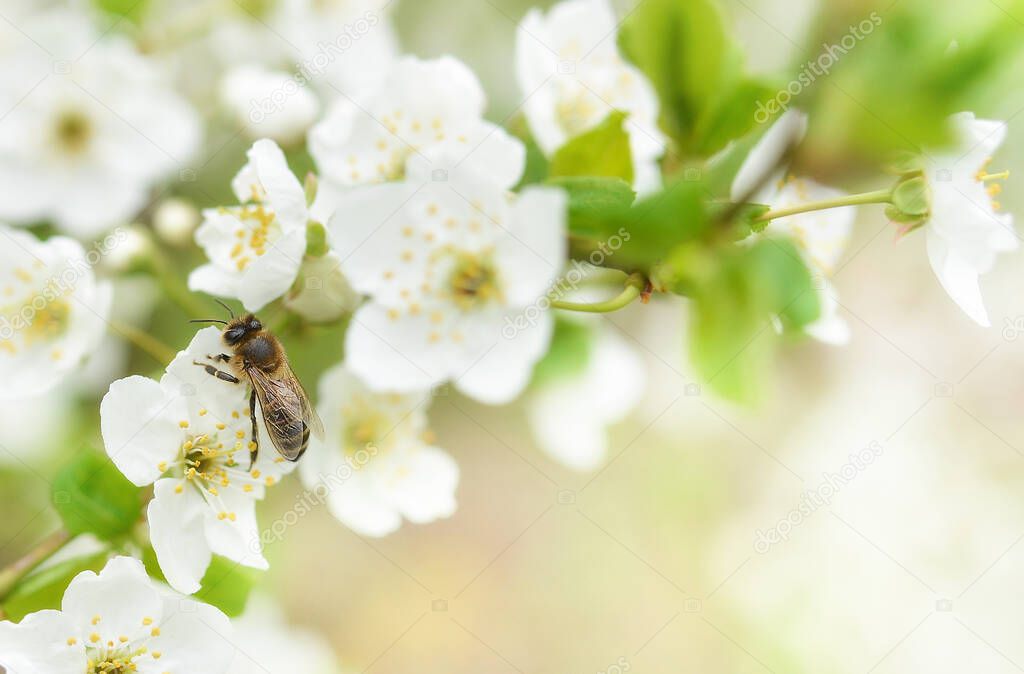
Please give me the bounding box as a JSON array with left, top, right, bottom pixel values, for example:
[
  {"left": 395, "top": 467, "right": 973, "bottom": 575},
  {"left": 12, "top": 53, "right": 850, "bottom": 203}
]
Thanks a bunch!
[{"left": 247, "top": 364, "right": 321, "bottom": 461}]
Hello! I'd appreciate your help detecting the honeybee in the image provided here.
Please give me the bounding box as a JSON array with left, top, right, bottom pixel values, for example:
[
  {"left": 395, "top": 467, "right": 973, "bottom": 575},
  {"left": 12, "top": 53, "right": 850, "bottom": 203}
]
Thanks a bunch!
[{"left": 192, "top": 301, "right": 323, "bottom": 468}]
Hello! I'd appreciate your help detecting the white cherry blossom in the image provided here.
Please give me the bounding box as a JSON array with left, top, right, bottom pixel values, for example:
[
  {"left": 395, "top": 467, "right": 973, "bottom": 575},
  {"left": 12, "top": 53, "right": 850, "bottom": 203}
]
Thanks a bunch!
[
  {"left": 527, "top": 322, "right": 645, "bottom": 471},
  {"left": 299, "top": 362, "right": 458, "bottom": 537},
  {"left": 731, "top": 110, "right": 852, "bottom": 345},
  {"left": 0, "top": 556, "right": 234, "bottom": 674},
  {"left": 0, "top": 225, "right": 112, "bottom": 399},
  {"left": 923, "top": 112, "right": 1017, "bottom": 327},
  {"left": 515, "top": 0, "right": 666, "bottom": 194},
  {"left": 101, "top": 327, "right": 294, "bottom": 594},
  {"left": 189, "top": 139, "right": 309, "bottom": 312},
  {"left": 309, "top": 56, "right": 525, "bottom": 194},
  {"left": 0, "top": 7, "right": 200, "bottom": 238},
  {"left": 327, "top": 144, "right": 567, "bottom": 404}
]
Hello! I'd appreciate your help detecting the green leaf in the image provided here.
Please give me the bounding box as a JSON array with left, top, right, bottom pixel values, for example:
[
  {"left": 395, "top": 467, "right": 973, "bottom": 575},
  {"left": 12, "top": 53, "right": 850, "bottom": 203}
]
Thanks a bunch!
[
  {"left": 548, "top": 176, "right": 636, "bottom": 239},
  {"left": 93, "top": 0, "right": 149, "bottom": 21},
  {"left": 531, "top": 318, "right": 595, "bottom": 389},
  {"left": 550, "top": 111, "right": 635, "bottom": 183},
  {"left": 555, "top": 177, "right": 709, "bottom": 274},
  {"left": 1, "top": 552, "right": 109, "bottom": 622},
  {"left": 688, "top": 239, "right": 819, "bottom": 403},
  {"left": 619, "top": 0, "right": 760, "bottom": 155},
  {"left": 52, "top": 452, "right": 143, "bottom": 541},
  {"left": 891, "top": 176, "right": 931, "bottom": 216}
]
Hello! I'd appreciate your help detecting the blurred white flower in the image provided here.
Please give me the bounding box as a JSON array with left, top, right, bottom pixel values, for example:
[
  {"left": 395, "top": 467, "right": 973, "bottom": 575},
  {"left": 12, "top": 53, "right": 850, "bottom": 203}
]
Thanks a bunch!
[
  {"left": 309, "top": 56, "right": 525, "bottom": 196},
  {"left": 221, "top": 65, "right": 320, "bottom": 146},
  {"left": 328, "top": 145, "right": 567, "bottom": 404},
  {"left": 923, "top": 112, "right": 1017, "bottom": 327},
  {"left": 731, "top": 110, "right": 852, "bottom": 345},
  {"left": 189, "top": 139, "right": 309, "bottom": 312},
  {"left": 283, "top": 251, "right": 360, "bottom": 323},
  {"left": 153, "top": 197, "right": 201, "bottom": 247},
  {"left": 0, "top": 7, "right": 200, "bottom": 238},
  {"left": 0, "top": 225, "right": 112, "bottom": 399},
  {"left": 0, "top": 556, "right": 234, "bottom": 674},
  {"left": 271, "top": 0, "right": 399, "bottom": 98},
  {"left": 515, "top": 0, "right": 666, "bottom": 194},
  {"left": 299, "top": 362, "right": 458, "bottom": 537},
  {"left": 527, "top": 323, "right": 645, "bottom": 471},
  {"left": 228, "top": 595, "right": 342, "bottom": 674},
  {"left": 100, "top": 327, "right": 294, "bottom": 594}
]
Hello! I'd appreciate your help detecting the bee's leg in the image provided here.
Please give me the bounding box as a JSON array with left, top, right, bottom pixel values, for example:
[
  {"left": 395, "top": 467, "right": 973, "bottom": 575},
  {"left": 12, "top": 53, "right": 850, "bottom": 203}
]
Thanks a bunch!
[
  {"left": 206, "top": 353, "right": 232, "bottom": 363},
  {"left": 248, "top": 389, "right": 259, "bottom": 470},
  {"left": 192, "top": 360, "right": 240, "bottom": 384}
]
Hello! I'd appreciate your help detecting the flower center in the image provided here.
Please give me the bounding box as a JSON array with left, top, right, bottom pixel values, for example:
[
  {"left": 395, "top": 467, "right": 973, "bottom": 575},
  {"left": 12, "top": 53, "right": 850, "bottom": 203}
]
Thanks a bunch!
[
  {"left": 556, "top": 89, "right": 600, "bottom": 138},
  {"left": 447, "top": 252, "right": 502, "bottom": 310},
  {"left": 976, "top": 159, "right": 1009, "bottom": 212},
  {"left": 340, "top": 401, "right": 389, "bottom": 459},
  {"left": 225, "top": 192, "right": 281, "bottom": 271},
  {"left": 53, "top": 109, "right": 93, "bottom": 155},
  {"left": 0, "top": 293, "right": 72, "bottom": 358}
]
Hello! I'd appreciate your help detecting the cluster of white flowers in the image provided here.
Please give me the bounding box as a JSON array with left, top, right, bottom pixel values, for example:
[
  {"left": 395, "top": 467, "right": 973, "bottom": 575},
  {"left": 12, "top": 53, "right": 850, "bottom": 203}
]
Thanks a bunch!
[{"left": 2, "top": 0, "right": 1021, "bottom": 669}]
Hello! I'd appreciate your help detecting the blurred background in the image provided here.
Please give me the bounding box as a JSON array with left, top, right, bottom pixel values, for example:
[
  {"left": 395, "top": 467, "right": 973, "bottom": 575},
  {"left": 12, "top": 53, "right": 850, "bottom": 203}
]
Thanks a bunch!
[{"left": 3, "top": 0, "right": 1024, "bottom": 672}]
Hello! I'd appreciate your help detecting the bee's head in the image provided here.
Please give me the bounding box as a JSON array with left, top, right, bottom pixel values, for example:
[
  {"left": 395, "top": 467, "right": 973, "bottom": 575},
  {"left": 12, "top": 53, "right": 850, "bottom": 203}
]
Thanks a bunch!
[{"left": 223, "top": 314, "right": 263, "bottom": 346}]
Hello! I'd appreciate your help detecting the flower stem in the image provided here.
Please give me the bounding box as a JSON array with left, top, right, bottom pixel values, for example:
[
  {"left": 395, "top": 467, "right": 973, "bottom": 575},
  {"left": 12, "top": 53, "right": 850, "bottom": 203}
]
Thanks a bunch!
[
  {"left": 550, "top": 273, "right": 647, "bottom": 313},
  {"left": 756, "top": 188, "right": 893, "bottom": 222},
  {"left": 109, "top": 320, "right": 178, "bottom": 365},
  {"left": 0, "top": 529, "right": 74, "bottom": 604}
]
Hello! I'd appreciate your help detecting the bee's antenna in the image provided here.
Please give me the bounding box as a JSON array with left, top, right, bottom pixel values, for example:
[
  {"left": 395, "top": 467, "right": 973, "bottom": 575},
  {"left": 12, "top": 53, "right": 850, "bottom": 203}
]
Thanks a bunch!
[
  {"left": 190, "top": 318, "right": 229, "bottom": 325},
  {"left": 214, "top": 299, "right": 235, "bottom": 319}
]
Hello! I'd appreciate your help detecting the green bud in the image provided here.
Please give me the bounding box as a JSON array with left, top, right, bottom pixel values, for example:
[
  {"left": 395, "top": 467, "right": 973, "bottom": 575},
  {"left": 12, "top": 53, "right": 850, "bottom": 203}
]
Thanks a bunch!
[
  {"left": 891, "top": 176, "right": 930, "bottom": 216},
  {"left": 305, "top": 220, "right": 329, "bottom": 258},
  {"left": 304, "top": 172, "right": 318, "bottom": 208}
]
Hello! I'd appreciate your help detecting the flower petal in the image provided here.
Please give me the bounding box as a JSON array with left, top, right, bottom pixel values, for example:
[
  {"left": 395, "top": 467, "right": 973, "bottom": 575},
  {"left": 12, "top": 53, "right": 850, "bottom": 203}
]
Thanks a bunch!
[
  {"left": 926, "top": 226, "right": 990, "bottom": 327},
  {"left": 0, "top": 609, "right": 85, "bottom": 674},
  {"left": 101, "top": 376, "right": 184, "bottom": 486},
  {"left": 455, "top": 310, "right": 554, "bottom": 404},
  {"left": 61, "top": 556, "right": 164, "bottom": 646},
  {"left": 148, "top": 478, "right": 213, "bottom": 595}
]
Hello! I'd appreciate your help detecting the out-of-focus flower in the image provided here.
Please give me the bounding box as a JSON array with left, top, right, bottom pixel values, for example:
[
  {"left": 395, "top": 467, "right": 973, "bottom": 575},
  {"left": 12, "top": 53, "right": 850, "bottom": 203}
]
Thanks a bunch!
[
  {"left": 271, "top": 0, "right": 399, "bottom": 99},
  {"left": 309, "top": 56, "right": 524, "bottom": 194},
  {"left": 221, "top": 65, "right": 320, "bottom": 146},
  {"left": 731, "top": 110, "right": 852, "bottom": 345},
  {"left": 527, "top": 323, "right": 645, "bottom": 471},
  {"left": 299, "top": 362, "right": 458, "bottom": 536},
  {"left": 327, "top": 144, "right": 567, "bottom": 404},
  {"left": 0, "top": 556, "right": 234, "bottom": 674},
  {"left": 0, "top": 225, "right": 112, "bottom": 399},
  {"left": 100, "top": 328, "right": 294, "bottom": 594},
  {"left": 153, "top": 197, "right": 201, "bottom": 247},
  {"left": 102, "top": 225, "right": 153, "bottom": 273},
  {"left": 282, "top": 251, "right": 360, "bottom": 323},
  {"left": 189, "top": 139, "right": 309, "bottom": 312},
  {"left": 228, "top": 595, "right": 343, "bottom": 674},
  {"left": 923, "top": 112, "right": 1017, "bottom": 327},
  {"left": 0, "top": 7, "right": 200, "bottom": 238},
  {"left": 515, "top": 0, "right": 666, "bottom": 194}
]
